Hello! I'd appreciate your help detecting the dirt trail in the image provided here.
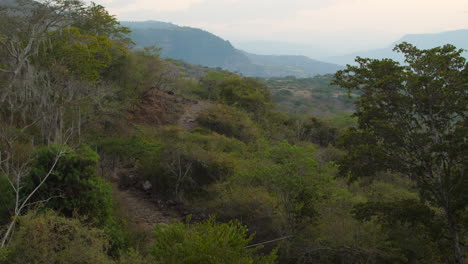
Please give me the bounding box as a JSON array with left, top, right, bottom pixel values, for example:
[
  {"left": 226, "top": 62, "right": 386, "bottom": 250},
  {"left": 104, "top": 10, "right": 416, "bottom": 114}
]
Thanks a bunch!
[
  {"left": 177, "top": 101, "right": 211, "bottom": 131},
  {"left": 113, "top": 184, "right": 181, "bottom": 231},
  {"left": 113, "top": 99, "right": 211, "bottom": 232}
]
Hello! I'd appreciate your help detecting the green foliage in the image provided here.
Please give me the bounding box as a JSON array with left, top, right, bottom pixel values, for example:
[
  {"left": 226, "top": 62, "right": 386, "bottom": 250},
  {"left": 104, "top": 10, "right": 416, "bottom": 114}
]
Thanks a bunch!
[
  {"left": 197, "top": 71, "right": 236, "bottom": 99},
  {"left": 207, "top": 141, "right": 330, "bottom": 247},
  {"left": 0, "top": 175, "right": 14, "bottom": 224},
  {"left": 93, "top": 136, "right": 161, "bottom": 174},
  {"left": 28, "top": 145, "right": 101, "bottom": 218},
  {"left": 117, "top": 249, "right": 149, "bottom": 264},
  {"left": 2, "top": 210, "right": 113, "bottom": 264},
  {"left": 326, "top": 113, "right": 357, "bottom": 129},
  {"left": 243, "top": 142, "right": 326, "bottom": 226},
  {"left": 151, "top": 217, "right": 277, "bottom": 264},
  {"left": 260, "top": 111, "right": 297, "bottom": 142},
  {"left": 4, "top": 2, "right": 465, "bottom": 263},
  {"left": 297, "top": 187, "right": 382, "bottom": 264},
  {"left": 197, "top": 104, "right": 262, "bottom": 143},
  {"left": 25, "top": 145, "right": 127, "bottom": 255},
  {"left": 73, "top": 3, "right": 131, "bottom": 40},
  {"left": 264, "top": 75, "right": 356, "bottom": 118},
  {"left": 353, "top": 199, "right": 437, "bottom": 227},
  {"left": 296, "top": 116, "right": 339, "bottom": 146},
  {"left": 197, "top": 73, "right": 273, "bottom": 119},
  {"left": 93, "top": 136, "right": 160, "bottom": 160},
  {"left": 139, "top": 126, "right": 245, "bottom": 200},
  {"left": 215, "top": 76, "right": 272, "bottom": 118},
  {"left": 334, "top": 42, "right": 468, "bottom": 262},
  {"left": 38, "top": 27, "right": 114, "bottom": 81},
  {"left": 169, "top": 79, "right": 202, "bottom": 98},
  {"left": 352, "top": 199, "right": 447, "bottom": 263},
  {"left": 204, "top": 183, "right": 283, "bottom": 243}
]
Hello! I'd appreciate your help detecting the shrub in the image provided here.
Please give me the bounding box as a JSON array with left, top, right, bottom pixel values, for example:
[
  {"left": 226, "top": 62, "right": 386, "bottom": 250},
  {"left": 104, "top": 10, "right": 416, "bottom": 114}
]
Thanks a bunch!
[
  {"left": 296, "top": 116, "right": 339, "bottom": 146},
  {"left": 27, "top": 145, "right": 109, "bottom": 223},
  {"left": 117, "top": 249, "right": 149, "bottom": 264},
  {"left": 92, "top": 136, "right": 161, "bottom": 176},
  {"left": 214, "top": 75, "right": 272, "bottom": 119},
  {"left": 139, "top": 127, "right": 245, "bottom": 200},
  {"left": 24, "top": 144, "right": 127, "bottom": 255},
  {"left": 206, "top": 142, "right": 328, "bottom": 245},
  {"left": 2, "top": 211, "right": 113, "bottom": 264},
  {"left": 197, "top": 104, "right": 262, "bottom": 143},
  {"left": 205, "top": 184, "right": 284, "bottom": 242},
  {"left": 151, "top": 217, "right": 277, "bottom": 264}
]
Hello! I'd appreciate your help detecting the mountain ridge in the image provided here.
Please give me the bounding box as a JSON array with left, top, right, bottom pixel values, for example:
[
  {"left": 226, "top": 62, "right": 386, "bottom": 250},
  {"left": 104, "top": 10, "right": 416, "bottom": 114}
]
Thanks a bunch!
[
  {"left": 326, "top": 29, "right": 468, "bottom": 65},
  {"left": 122, "top": 21, "right": 343, "bottom": 77}
]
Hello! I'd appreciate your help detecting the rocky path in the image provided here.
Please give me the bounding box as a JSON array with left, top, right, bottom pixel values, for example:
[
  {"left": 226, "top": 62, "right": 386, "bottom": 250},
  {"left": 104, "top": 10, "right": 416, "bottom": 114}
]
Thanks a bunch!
[
  {"left": 112, "top": 99, "right": 211, "bottom": 232},
  {"left": 176, "top": 101, "right": 211, "bottom": 131},
  {"left": 113, "top": 184, "right": 181, "bottom": 231}
]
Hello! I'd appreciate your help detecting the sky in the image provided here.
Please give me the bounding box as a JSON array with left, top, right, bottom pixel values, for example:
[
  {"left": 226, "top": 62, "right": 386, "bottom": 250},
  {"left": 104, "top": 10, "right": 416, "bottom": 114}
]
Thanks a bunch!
[{"left": 89, "top": 0, "right": 468, "bottom": 57}]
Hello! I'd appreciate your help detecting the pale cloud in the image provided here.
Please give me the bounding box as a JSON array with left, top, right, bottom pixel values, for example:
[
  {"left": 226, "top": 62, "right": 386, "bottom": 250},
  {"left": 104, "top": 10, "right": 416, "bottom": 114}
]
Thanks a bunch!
[
  {"left": 96, "top": 0, "right": 206, "bottom": 14},
  {"left": 89, "top": 0, "right": 468, "bottom": 53},
  {"left": 289, "top": 0, "right": 468, "bottom": 33}
]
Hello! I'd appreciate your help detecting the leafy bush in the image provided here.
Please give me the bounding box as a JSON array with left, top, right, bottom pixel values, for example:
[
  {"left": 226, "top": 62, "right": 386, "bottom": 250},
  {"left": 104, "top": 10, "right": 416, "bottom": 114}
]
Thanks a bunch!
[
  {"left": 260, "top": 111, "right": 297, "bottom": 142},
  {"left": 205, "top": 184, "right": 283, "bottom": 241},
  {"left": 2, "top": 211, "right": 113, "bottom": 264},
  {"left": 138, "top": 126, "right": 245, "bottom": 200},
  {"left": 214, "top": 75, "right": 272, "bottom": 119},
  {"left": 117, "top": 249, "right": 149, "bottom": 264},
  {"left": 151, "top": 217, "right": 277, "bottom": 264},
  {"left": 27, "top": 145, "right": 107, "bottom": 222},
  {"left": 296, "top": 116, "right": 339, "bottom": 146},
  {"left": 93, "top": 136, "right": 161, "bottom": 174},
  {"left": 352, "top": 199, "right": 447, "bottom": 263},
  {"left": 206, "top": 141, "right": 331, "bottom": 247},
  {"left": 197, "top": 104, "right": 262, "bottom": 143},
  {"left": 24, "top": 145, "right": 128, "bottom": 255}
]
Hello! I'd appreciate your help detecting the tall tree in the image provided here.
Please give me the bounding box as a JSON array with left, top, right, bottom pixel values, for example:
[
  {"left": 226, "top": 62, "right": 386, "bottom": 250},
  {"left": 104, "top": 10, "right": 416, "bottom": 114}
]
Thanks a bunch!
[
  {"left": 333, "top": 43, "right": 467, "bottom": 263},
  {"left": 0, "top": 0, "right": 130, "bottom": 144}
]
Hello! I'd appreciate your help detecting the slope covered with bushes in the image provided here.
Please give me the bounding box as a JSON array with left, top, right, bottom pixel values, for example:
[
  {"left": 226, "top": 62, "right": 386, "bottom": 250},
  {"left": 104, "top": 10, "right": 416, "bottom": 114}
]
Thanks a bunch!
[{"left": 0, "top": 1, "right": 466, "bottom": 263}]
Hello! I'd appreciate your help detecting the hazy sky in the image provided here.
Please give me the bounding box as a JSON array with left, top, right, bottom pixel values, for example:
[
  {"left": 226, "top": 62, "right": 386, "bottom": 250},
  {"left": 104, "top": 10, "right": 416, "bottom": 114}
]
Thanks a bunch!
[{"left": 90, "top": 0, "right": 468, "bottom": 55}]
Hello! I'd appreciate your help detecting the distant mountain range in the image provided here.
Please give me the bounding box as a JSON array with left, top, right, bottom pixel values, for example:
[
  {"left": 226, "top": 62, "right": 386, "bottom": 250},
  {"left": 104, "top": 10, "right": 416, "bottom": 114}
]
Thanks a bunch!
[
  {"left": 121, "top": 21, "right": 343, "bottom": 78},
  {"left": 326, "top": 29, "right": 468, "bottom": 65},
  {"left": 244, "top": 52, "right": 344, "bottom": 76},
  {"left": 115, "top": 21, "right": 468, "bottom": 74}
]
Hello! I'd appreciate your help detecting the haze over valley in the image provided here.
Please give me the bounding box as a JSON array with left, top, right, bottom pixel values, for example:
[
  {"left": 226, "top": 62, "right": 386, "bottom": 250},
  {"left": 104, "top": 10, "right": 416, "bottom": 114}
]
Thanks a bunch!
[{"left": 122, "top": 20, "right": 468, "bottom": 77}]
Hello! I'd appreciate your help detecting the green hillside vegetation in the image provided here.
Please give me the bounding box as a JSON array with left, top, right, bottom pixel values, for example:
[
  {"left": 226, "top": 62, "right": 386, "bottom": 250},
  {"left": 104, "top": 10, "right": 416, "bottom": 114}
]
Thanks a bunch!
[
  {"left": 245, "top": 53, "right": 344, "bottom": 77},
  {"left": 263, "top": 75, "right": 357, "bottom": 118},
  {"left": 0, "top": 1, "right": 466, "bottom": 264}
]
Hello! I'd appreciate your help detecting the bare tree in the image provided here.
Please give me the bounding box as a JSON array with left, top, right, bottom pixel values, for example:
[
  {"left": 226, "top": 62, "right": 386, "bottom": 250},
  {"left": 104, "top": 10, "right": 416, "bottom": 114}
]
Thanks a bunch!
[
  {"left": 164, "top": 152, "right": 193, "bottom": 201},
  {"left": 0, "top": 0, "right": 116, "bottom": 145},
  {"left": 0, "top": 132, "right": 66, "bottom": 248},
  {"left": 0, "top": 1, "right": 87, "bottom": 247},
  {"left": 0, "top": 0, "right": 85, "bottom": 142}
]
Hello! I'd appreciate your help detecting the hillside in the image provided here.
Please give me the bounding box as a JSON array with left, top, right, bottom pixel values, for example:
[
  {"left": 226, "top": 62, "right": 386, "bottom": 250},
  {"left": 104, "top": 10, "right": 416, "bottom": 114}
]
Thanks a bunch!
[
  {"left": 263, "top": 75, "right": 356, "bottom": 118},
  {"left": 327, "top": 29, "right": 468, "bottom": 65},
  {"left": 122, "top": 21, "right": 260, "bottom": 75},
  {"left": 1, "top": 2, "right": 466, "bottom": 264},
  {"left": 122, "top": 21, "right": 342, "bottom": 77},
  {"left": 246, "top": 53, "right": 343, "bottom": 77}
]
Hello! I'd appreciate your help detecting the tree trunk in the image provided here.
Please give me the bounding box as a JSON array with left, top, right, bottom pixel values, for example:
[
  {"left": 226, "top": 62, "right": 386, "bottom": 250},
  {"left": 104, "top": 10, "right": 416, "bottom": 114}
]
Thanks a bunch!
[
  {"left": 0, "top": 217, "right": 16, "bottom": 248},
  {"left": 447, "top": 214, "right": 465, "bottom": 264},
  {"left": 444, "top": 208, "right": 465, "bottom": 264}
]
